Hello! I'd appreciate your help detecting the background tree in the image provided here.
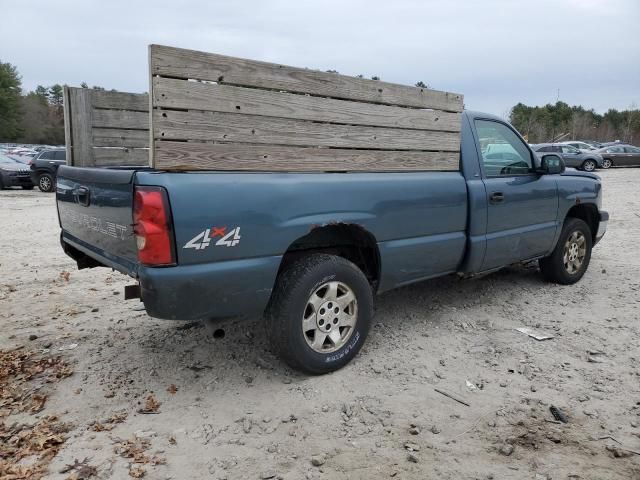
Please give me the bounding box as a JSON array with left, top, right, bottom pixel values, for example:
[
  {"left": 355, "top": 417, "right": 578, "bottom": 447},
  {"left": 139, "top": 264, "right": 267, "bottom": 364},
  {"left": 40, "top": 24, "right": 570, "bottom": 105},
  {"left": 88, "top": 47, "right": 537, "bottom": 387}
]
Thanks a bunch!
[
  {"left": 509, "top": 101, "right": 640, "bottom": 144},
  {"left": 0, "top": 61, "right": 23, "bottom": 141},
  {"left": 18, "top": 92, "right": 51, "bottom": 144}
]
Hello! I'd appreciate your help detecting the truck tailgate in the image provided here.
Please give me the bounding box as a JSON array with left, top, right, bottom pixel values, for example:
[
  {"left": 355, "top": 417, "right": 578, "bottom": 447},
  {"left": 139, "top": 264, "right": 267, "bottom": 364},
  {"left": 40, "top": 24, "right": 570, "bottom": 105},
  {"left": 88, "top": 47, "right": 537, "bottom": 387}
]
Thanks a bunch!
[{"left": 56, "top": 166, "right": 139, "bottom": 275}]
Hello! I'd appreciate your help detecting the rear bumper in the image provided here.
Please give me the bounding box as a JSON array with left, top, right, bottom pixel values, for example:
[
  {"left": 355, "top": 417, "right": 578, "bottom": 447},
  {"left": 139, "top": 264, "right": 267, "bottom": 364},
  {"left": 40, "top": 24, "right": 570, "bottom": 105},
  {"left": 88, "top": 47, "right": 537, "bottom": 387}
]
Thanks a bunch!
[
  {"left": 595, "top": 210, "right": 608, "bottom": 244},
  {"left": 61, "top": 230, "right": 282, "bottom": 321},
  {"left": 139, "top": 256, "right": 282, "bottom": 321}
]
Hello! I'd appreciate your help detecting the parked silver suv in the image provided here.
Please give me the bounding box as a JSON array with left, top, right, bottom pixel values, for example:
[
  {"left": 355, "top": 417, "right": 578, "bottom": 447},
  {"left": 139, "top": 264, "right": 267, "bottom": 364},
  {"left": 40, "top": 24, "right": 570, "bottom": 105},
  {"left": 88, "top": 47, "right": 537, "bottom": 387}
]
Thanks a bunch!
[{"left": 530, "top": 143, "right": 603, "bottom": 171}]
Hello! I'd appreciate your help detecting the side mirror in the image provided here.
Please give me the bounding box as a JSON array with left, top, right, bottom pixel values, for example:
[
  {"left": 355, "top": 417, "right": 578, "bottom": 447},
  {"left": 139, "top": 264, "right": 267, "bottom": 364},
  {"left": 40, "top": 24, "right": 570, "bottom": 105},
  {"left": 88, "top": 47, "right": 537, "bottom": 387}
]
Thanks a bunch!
[{"left": 538, "top": 154, "right": 565, "bottom": 174}]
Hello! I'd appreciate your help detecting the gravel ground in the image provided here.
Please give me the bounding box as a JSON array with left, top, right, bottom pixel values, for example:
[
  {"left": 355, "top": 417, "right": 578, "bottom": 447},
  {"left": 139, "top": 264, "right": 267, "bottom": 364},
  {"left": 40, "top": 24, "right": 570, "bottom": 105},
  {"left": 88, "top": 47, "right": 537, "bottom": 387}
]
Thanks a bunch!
[{"left": 1, "top": 168, "right": 639, "bottom": 479}]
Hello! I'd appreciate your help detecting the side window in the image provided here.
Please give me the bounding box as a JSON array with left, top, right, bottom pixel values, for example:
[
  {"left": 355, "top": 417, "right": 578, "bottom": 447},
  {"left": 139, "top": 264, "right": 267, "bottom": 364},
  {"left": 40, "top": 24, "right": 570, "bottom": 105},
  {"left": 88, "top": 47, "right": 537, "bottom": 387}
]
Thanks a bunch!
[
  {"left": 609, "top": 146, "right": 625, "bottom": 153},
  {"left": 625, "top": 146, "right": 640, "bottom": 153},
  {"left": 561, "top": 145, "right": 578, "bottom": 154},
  {"left": 551, "top": 145, "right": 562, "bottom": 152},
  {"left": 475, "top": 120, "right": 532, "bottom": 176},
  {"left": 54, "top": 150, "right": 66, "bottom": 161},
  {"left": 538, "top": 146, "right": 551, "bottom": 153},
  {"left": 40, "top": 151, "right": 54, "bottom": 160}
]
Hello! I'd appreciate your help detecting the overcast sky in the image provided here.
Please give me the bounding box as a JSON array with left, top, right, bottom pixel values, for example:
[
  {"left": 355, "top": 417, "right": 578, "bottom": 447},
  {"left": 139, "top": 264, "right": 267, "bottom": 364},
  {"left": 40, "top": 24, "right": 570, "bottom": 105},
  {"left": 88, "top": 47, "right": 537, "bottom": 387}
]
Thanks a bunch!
[{"left": 1, "top": 0, "right": 638, "bottom": 115}]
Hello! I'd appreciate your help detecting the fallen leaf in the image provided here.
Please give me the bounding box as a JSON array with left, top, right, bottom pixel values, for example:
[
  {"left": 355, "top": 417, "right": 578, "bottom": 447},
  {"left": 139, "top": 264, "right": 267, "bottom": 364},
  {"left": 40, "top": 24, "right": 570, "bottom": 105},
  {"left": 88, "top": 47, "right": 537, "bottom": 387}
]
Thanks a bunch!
[
  {"left": 129, "top": 466, "right": 146, "bottom": 478},
  {"left": 30, "top": 393, "right": 47, "bottom": 413},
  {"left": 61, "top": 457, "right": 97, "bottom": 479},
  {"left": 167, "top": 384, "right": 178, "bottom": 395},
  {"left": 137, "top": 394, "right": 161, "bottom": 414}
]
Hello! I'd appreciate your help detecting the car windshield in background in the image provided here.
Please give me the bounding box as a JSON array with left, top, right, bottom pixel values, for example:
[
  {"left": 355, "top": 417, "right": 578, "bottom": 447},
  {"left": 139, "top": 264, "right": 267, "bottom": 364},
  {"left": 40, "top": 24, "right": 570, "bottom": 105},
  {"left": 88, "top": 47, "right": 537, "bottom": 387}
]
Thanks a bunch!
[{"left": 0, "top": 154, "right": 20, "bottom": 164}]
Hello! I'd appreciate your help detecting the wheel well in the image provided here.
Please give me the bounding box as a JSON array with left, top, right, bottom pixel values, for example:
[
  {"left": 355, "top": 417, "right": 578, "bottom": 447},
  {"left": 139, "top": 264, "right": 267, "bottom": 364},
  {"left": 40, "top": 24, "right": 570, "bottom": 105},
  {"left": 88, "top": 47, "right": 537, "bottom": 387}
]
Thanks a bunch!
[
  {"left": 566, "top": 204, "right": 599, "bottom": 241},
  {"left": 279, "top": 224, "right": 381, "bottom": 289}
]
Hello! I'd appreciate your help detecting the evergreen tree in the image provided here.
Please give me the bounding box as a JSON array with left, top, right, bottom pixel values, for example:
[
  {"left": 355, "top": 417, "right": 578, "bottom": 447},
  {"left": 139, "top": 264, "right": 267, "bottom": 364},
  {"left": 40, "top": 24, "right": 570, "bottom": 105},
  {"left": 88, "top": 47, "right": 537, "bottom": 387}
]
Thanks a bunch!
[{"left": 0, "top": 61, "right": 23, "bottom": 141}]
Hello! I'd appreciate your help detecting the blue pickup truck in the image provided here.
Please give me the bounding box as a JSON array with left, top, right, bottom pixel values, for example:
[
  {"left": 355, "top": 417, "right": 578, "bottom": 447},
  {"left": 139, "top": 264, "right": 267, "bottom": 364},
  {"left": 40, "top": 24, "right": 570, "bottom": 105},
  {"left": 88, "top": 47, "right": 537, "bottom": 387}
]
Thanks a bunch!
[{"left": 56, "top": 111, "right": 608, "bottom": 373}]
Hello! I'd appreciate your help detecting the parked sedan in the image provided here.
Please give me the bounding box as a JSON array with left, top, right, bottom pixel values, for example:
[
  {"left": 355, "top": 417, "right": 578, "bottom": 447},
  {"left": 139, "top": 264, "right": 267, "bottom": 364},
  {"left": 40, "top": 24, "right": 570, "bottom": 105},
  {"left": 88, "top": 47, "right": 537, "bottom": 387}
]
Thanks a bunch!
[
  {"left": 0, "top": 155, "right": 34, "bottom": 190},
  {"left": 559, "top": 141, "right": 599, "bottom": 152},
  {"left": 530, "top": 143, "right": 603, "bottom": 171},
  {"left": 596, "top": 145, "right": 640, "bottom": 168}
]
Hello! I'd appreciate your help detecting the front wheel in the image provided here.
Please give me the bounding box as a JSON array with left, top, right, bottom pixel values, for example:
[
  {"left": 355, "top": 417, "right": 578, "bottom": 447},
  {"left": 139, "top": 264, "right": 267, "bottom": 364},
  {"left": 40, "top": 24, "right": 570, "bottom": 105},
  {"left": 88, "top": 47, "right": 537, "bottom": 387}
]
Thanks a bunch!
[
  {"left": 581, "top": 159, "right": 597, "bottom": 172},
  {"left": 539, "top": 218, "right": 592, "bottom": 285},
  {"left": 266, "top": 254, "right": 373, "bottom": 374},
  {"left": 601, "top": 158, "right": 612, "bottom": 169},
  {"left": 38, "top": 173, "right": 54, "bottom": 192}
]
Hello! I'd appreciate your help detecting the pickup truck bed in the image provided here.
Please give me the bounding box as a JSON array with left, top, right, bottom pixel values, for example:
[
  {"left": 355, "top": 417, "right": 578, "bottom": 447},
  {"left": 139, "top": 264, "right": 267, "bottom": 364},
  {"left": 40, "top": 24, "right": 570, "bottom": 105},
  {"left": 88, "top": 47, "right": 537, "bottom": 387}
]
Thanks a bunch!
[{"left": 57, "top": 110, "right": 608, "bottom": 373}]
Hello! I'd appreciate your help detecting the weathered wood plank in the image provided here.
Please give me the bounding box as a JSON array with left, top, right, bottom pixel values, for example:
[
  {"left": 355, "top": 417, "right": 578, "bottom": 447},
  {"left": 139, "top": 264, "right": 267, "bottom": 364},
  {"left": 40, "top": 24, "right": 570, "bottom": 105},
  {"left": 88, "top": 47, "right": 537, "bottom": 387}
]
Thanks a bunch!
[
  {"left": 153, "top": 77, "right": 461, "bottom": 132},
  {"left": 154, "top": 110, "right": 460, "bottom": 152},
  {"left": 93, "top": 128, "right": 149, "bottom": 148},
  {"left": 69, "top": 88, "right": 93, "bottom": 166},
  {"left": 91, "top": 90, "right": 149, "bottom": 111},
  {"left": 154, "top": 141, "right": 459, "bottom": 172},
  {"left": 93, "top": 147, "right": 149, "bottom": 166},
  {"left": 92, "top": 109, "right": 149, "bottom": 130},
  {"left": 150, "top": 45, "right": 463, "bottom": 112},
  {"left": 63, "top": 86, "right": 72, "bottom": 165},
  {"left": 148, "top": 45, "right": 156, "bottom": 167}
]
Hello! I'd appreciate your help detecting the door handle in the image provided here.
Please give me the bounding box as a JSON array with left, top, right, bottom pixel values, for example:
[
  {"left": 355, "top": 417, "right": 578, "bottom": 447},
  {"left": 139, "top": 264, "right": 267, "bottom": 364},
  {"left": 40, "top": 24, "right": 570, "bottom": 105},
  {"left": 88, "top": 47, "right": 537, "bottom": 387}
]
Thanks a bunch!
[
  {"left": 489, "top": 191, "right": 504, "bottom": 204},
  {"left": 74, "top": 186, "right": 90, "bottom": 207}
]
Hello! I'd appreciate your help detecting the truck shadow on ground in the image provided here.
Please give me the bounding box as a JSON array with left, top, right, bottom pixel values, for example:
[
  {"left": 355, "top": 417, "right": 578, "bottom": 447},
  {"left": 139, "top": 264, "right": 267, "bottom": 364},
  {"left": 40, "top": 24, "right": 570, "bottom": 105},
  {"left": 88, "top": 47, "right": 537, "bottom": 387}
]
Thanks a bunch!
[{"left": 108, "top": 262, "right": 548, "bottom": 393}]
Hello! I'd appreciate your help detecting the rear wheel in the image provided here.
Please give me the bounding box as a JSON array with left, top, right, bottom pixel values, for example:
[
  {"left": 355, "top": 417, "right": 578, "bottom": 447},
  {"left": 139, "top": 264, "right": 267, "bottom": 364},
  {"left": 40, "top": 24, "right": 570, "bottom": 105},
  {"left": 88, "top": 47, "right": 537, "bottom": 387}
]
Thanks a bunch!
[
  {"left": 539, "top": 218, "right": 592, "bottom": 285},
  {"left": 266, "top": 254, "right": 373, "bottom": 374},
  {"left": 38, "top": 173, "right": 54, "bottom": 192},
  {"left": 601, "top": 158, "right": 612, "bottom": 169},
  {"left": 581, "top": 159, "right": 597, "bottom": 172}
]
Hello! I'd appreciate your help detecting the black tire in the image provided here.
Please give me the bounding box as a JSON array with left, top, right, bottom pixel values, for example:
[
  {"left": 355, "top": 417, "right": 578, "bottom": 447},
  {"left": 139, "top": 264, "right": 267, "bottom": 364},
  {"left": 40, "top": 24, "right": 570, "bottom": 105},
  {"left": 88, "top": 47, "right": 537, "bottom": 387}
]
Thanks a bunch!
[
  {"left": 581, "top": 159, "right": 597, "bottom": 172},
  {"left": 266, "top": 254, "right": 373, "bottom": 374},
  {"left": 601, "top": 158, "right": 612, "bottom": 169},
  {"left": 37, "top": 173, "right": 54, "bottom": 192},
  {"left": 539, "top": 218, "right": 592, "bottom": 285},
  {"left": 22, "top": 185, "right": 35, "bottom": 190}
]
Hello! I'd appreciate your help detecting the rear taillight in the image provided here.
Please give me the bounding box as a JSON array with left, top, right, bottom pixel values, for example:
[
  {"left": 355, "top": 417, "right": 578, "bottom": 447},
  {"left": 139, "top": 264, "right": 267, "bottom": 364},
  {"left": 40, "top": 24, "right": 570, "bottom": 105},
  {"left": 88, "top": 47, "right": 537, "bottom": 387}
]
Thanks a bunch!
[{"left": 133, "top": 186, "right": 175, "bottom": 266}]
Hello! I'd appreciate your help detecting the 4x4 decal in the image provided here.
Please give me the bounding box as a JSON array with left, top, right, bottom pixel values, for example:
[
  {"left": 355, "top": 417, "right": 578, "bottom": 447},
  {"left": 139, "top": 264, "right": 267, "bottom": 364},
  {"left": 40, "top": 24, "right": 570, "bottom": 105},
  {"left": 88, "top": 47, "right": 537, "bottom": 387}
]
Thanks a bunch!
[{"left": 183, "top": 226, "right": 241, "bottom": 250}]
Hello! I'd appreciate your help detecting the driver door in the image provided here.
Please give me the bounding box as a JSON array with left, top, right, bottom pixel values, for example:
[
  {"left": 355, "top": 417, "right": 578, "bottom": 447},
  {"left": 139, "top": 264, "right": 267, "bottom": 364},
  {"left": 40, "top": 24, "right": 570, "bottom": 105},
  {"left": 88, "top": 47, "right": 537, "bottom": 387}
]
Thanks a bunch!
[{"left": 475, "top": 119, "right": 559, "bottom": 271}]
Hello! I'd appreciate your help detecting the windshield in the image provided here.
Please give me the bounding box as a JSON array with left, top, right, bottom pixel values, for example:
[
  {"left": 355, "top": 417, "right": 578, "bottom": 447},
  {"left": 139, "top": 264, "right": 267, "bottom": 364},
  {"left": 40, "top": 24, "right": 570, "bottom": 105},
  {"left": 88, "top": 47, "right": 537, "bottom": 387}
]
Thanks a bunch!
[{"left": 0, "top": 154, "right": 20, "bottom": 164}]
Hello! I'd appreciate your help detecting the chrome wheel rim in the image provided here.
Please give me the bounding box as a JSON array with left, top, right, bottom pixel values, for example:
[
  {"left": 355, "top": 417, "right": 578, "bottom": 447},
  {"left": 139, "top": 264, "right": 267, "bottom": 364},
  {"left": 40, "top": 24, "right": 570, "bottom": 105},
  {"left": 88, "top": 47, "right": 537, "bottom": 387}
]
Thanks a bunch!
[
  {"left": 39, "top": 176, "right": 51, "bottom": 191},
  {"left": 563, "top": 231, "right": 587, "bottom": 274},
  {"left": 602, "top": 159, "right": 611, "bottom": 169},
  {"left": 583, "top": 161, "right": 595, "bottom": 172},
  {"left": 302, "top": 281, "right": 357, "bottom": 353}
]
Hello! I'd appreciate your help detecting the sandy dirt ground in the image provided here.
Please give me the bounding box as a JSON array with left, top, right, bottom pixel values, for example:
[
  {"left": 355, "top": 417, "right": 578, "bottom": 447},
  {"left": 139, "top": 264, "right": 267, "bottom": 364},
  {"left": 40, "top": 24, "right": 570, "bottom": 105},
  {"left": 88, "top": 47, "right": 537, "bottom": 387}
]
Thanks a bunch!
[{"left": 1, "top": 168, "right": 639, "bottom": 480}]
